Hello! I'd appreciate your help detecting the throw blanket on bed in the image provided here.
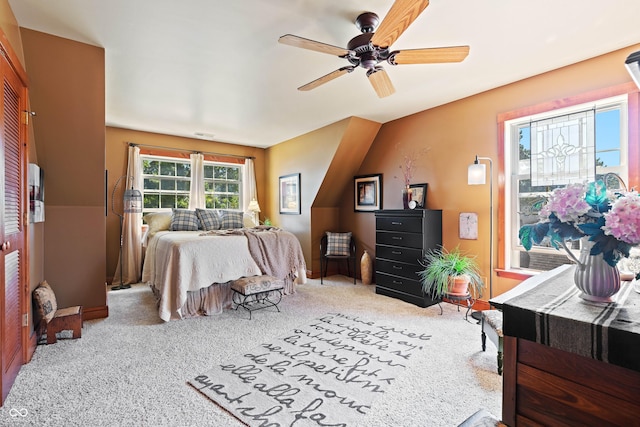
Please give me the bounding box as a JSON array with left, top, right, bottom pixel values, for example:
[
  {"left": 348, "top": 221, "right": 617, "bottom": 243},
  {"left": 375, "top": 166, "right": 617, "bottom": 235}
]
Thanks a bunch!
[
  {"left": 242, "top": 228, "right": 306, "bottom": 287},
  {"left": 199, "top": 227, "right": 307, "bottom": 288}
]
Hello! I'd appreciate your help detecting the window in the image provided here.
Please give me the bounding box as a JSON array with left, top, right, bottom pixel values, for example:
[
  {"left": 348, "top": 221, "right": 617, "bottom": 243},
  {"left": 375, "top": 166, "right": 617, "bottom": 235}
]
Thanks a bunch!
[
  {"left": 505, "top": 95, "right": 629, "bottom": 272},
  {"left": 141, "top": 155, "right": 242, "bottom": 213}
]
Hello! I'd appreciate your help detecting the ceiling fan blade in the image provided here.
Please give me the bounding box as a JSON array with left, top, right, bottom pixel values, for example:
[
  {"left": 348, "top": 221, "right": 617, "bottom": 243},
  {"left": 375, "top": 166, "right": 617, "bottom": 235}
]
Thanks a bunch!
[
  {"left": 390, "top": 46, "right": 470, "bottom": 65},
  {"left": 279, "top": 34, "right": 352, "bottom": 57},
  {"left": 298, "top": 66, "right": 355, "bottom": 91},
  {"left": 367, "top": 67, "right": 395, "bottom": 98},
  {"left": 371, "top": 0, "right": 430, "bottom": 49}
]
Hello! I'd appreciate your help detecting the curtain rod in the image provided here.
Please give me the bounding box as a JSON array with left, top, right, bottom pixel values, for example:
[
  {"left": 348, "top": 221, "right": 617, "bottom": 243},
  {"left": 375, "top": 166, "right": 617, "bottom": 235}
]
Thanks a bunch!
[{"left": 128, "top": 142, "right": 255, "bottom": 160}]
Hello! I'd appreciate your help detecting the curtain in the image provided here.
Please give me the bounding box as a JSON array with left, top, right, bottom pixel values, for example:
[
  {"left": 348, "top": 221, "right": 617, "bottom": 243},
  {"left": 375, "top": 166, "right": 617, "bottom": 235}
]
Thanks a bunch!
[
  {"left": 243, "top": 158, "right": 257, "bottom": 211},
  {"left": 189, "top": 153, "right": 205, "bottom": 209},
  {"left": 113, "top": 146, "right": 143, "bottom": 285}
]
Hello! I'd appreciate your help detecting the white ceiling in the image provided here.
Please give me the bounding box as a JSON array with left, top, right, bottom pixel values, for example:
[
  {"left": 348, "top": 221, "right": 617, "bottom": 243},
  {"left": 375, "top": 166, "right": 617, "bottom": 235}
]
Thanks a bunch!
[{"left": 9, "top": 0, "right": 640, "bottom": 148}]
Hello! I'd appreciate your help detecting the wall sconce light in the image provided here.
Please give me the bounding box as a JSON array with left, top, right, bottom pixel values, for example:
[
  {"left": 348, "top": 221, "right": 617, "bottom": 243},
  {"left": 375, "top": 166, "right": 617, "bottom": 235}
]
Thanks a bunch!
[{"left": 468, "top": 155, "right": 493, "bottom": 318}]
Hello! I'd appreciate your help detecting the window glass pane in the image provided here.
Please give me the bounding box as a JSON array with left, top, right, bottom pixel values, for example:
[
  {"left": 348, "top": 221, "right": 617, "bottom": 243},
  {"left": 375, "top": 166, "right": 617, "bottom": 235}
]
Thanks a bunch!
[
  {"left": 204, "top": 165, "right": 213, "bottom": 179},
  {"left": 161, "top": 179, "right": 176, "bottom": 191},
  {"left": 144, "top": 194, "right": 159, "bottom": 209},
  {"left": 214, "top": 182, "right": 226, "bottom": 192},
  {"left": 144, "top": 178, "right": 159, "bottom": 190},
  {"left": 176, "top": 163, "right": 191, "bottom": 177},
  {"left": 160, "top": 162, "right": 176, "bottom": 176},
  {"left": 214, "top": 166, "right": 227, "bottom": 179},
  {"left": 176, "top": 180, "right": 190, "bottom": 192},
  {"left": 176, "top": 195, "right": 189, "bottom": 208},
  {"left": 143, "top": 160, "right": 159, "bottom": 175},
  {"left": 160, "top": 195, "right": 175, "bottom": 208}
]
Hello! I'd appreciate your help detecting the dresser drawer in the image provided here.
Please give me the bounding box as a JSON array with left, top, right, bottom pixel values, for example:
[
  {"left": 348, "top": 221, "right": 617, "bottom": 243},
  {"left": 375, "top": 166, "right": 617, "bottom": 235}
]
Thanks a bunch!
[
  {"left": 376, "top": 216, "right": 423, "bottom": 233},
  {"left": 375, "top": 271, "right": 424, "bottom": 296},
  {"left": 376, "top": 244, "right": 423, "bottom": 264},
  {"left": 376, "top": 258, "right": 423, "bottom": 281},
  {"left": 376, "top": 231, "right": 423, "bottom": 249}
]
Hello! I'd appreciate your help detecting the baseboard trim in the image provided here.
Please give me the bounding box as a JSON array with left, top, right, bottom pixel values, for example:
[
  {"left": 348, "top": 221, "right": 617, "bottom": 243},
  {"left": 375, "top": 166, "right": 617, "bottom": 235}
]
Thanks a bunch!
[{"left": 83, "top": 305, "right": 109, "bottom": 321}]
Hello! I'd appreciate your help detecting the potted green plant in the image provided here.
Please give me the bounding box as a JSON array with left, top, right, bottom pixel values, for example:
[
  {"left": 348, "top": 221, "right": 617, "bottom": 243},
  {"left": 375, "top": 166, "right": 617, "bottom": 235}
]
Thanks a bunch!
[{"left": 418, "top": 246, "right": 484, "bottom": 299}]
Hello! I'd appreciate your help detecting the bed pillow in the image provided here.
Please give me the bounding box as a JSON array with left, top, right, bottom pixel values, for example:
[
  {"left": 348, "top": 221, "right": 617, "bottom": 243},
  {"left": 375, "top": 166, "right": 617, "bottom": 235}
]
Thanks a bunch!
[
  {"left": 219, "top": 210, "right": 245, "bottom": 229},
  {"left": 33, "top": 280, "right": 57, "bottom": 324},
  {"left": 171, "top": 209, "right": 200, "bottom": 231},
  {"left": 326, "top": 231, "right": 352, "bottom": 256},
  {"left": 196, "top": 208, "right": 222, "bottom": 231},
  {"left": 143, "top": 211, "right": 173, "bottom": 240}
]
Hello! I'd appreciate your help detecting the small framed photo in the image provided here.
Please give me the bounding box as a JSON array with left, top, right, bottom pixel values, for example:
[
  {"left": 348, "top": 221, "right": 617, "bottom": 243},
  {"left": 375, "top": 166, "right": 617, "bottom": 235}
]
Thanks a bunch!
[
  {"left": 409, "top": 183, "right": 428, "bottom": 209},
  {"left": 354, "top": 174, "right": 382, "bottom": 212},
  {"left": 279, "top": 173, "right": 301, "bottom": 214}
]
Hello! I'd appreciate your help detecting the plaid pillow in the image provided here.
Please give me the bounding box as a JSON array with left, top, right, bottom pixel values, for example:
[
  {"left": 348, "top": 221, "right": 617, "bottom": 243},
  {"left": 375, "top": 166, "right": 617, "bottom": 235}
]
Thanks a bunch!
[
  {"left": 220, "top": 210, "right": 245, "bottom": 229},
  {"left": 326, "top": 232, "right": 352, "bottom": 256},
  {"left": 171, "top": 209, "right": 200, "bottom": 231},
  {"left": 196, "top": 209, "right": 221, "bottom": 231}
]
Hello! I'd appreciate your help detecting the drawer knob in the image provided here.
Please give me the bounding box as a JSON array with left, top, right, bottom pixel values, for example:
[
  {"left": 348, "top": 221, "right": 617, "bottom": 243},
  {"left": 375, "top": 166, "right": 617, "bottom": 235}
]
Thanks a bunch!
[
  {"left": 391, "top": 221, "right": 403, "bottom": 225},
  {"left": 392, "top": 236, "right": 402, "bottom": 240},
  {"left": 393, "top": 265, "right": 403, "bottom": 270},
  {"left": 391, "top": 251, "right": 402, "bottom": 255},
  {"left": 392, "top": 280, "right": 403, "bottom": 285}
]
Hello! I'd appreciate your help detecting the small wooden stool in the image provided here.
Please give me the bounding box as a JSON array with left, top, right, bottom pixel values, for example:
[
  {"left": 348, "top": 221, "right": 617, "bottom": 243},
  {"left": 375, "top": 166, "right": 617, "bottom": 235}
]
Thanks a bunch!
[
  {"left": 481, "top": 310, "right": 504, "bottom": 375},
  {"left": 46, "top": 306, "right": 83, "bottom": 344},
  {"left": 32, "top": 280, "right": 83, "bottom": 344},
  {"left": 231, "top": 275, "right": 284, "bottom": 320}
]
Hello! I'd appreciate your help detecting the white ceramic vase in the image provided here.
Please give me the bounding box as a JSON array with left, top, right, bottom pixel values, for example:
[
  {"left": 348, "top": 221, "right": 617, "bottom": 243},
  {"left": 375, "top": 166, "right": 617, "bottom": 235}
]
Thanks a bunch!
[{"left": 567, "top": 237, "right": 621, "bottom": 302}]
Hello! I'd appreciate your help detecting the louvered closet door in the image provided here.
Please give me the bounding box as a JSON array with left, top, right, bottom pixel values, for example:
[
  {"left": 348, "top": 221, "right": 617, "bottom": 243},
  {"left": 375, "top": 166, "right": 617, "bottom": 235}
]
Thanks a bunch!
[{"left": 0, "top": 53, "right": 26, "bottom": 405}]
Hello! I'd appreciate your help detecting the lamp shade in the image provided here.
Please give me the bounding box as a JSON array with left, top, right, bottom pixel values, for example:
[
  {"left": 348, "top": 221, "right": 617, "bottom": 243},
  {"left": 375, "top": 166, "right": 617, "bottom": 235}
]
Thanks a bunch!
[
  {"left": 123, "top": 187, "right": 143, "bottom": 213},
  {"left": 247, "top": 199, "right": 261, "bottom": 213},
  {"left": 468, "top": 163, "right": 486, "bottom": 185}
]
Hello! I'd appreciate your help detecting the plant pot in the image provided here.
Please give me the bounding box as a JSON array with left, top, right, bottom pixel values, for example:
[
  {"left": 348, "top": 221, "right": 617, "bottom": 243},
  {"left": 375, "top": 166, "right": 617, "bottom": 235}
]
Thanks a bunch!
[{"left": 448, "top": 275, "right": 470, "bottom": 296}]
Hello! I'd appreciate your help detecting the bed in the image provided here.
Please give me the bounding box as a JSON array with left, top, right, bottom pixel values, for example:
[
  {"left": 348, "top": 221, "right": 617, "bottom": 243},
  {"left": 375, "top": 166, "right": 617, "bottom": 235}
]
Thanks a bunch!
[{"left": 141, "top": 210, "right": 307, "bottom": 321}]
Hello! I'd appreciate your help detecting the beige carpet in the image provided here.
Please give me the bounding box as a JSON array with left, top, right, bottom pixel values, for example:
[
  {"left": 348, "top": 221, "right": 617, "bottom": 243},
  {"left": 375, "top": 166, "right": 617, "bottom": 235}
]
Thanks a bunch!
[{"left": 0, "top": 276, "right": 502, "bottom": 426}]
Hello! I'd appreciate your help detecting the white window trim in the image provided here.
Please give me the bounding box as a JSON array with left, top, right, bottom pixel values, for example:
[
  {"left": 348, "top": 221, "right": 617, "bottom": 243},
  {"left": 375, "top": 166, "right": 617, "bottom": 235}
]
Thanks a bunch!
[{"left": 503, "top": 94, "right": 628, "bottom": 271}]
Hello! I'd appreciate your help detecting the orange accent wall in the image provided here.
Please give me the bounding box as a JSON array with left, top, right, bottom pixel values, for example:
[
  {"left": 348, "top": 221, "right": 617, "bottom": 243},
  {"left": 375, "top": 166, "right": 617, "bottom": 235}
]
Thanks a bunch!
[{"left": 340, "top": 43, "right": 640, "bottom": 300}]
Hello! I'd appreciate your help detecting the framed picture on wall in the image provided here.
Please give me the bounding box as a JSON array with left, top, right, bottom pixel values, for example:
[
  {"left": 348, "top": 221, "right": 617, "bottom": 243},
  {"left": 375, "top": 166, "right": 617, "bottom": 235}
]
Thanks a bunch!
[
  {"left": 29, "top": 163, "right": 45, "bottom": 223},
  {"left": 279, "top": 173, "right": 301, "bottom": 214},
  {"left": 409, "top": 183, "right": 428, "bottom": 209},
  {"left": 354, "top": 174, "right": 382, "bottom": 212}
]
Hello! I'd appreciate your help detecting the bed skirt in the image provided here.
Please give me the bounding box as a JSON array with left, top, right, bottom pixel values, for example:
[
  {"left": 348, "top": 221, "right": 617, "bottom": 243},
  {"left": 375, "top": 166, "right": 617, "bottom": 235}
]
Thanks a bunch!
[{"left": 150, "top": 273, "right": 300, "bottom": 319}]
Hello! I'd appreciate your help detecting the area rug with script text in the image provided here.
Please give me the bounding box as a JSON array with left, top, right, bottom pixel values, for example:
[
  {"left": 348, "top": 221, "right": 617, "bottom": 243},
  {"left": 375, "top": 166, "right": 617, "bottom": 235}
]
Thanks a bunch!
[{"left": 188, "top": 312, "right": 431, "bottom": 426}]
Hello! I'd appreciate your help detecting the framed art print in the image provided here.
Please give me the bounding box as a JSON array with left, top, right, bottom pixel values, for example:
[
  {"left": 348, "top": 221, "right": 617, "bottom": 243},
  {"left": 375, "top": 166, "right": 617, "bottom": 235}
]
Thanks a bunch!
[
  {"left": 354, "top": 174, "right": 382, "bottom": 212},
  {"left": 279, "top": 173, "right": 301, "bottom": 214},
  {"left": 459, "top": 212, "right": 478, "bottom": 240},
  {"left": 409, "top": 183, "right": 427, "bottom": 209}
]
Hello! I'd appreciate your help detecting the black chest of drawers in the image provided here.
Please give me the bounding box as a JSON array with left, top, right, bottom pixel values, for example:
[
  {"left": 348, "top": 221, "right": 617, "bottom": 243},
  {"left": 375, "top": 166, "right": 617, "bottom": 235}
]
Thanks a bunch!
[{"left": 374, "top": 209, "right": 442, "bottom": 307}]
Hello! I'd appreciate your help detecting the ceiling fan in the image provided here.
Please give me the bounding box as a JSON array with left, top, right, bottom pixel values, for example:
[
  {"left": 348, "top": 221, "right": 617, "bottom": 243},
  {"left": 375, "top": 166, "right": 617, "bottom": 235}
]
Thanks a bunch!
[{"left": 279, "top": 0, "right": 469, "bottom": 98}]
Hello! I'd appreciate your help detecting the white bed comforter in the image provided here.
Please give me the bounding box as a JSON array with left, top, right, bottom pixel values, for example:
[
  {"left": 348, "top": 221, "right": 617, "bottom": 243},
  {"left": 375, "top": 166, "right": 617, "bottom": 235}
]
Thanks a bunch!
[{"left": 142, "top": 231, "right": 263, "bottom": 321}]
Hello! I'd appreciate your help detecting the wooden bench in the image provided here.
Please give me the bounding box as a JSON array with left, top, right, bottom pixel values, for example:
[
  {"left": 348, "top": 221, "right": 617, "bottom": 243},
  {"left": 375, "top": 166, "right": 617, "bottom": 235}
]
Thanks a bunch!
[
  {"left": 231, "top": 275, "right": 284, "bottom": 320},
  {"left": 32, "top": 280, "right": 83, "bottom": 344}
]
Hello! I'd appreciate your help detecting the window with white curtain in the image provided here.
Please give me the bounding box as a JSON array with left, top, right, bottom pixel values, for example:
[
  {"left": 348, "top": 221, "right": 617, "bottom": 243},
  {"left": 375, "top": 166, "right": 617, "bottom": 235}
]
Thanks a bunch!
[
  {"left": 141, "top": 154, "right": 242, "bottom": 213},
  {"left": 506, "top": 95, "right": 628, "bottom": 272}
]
